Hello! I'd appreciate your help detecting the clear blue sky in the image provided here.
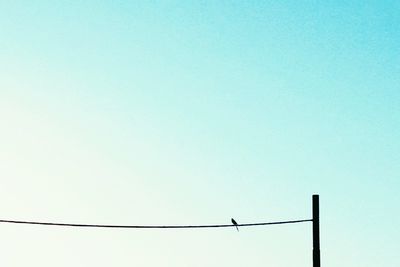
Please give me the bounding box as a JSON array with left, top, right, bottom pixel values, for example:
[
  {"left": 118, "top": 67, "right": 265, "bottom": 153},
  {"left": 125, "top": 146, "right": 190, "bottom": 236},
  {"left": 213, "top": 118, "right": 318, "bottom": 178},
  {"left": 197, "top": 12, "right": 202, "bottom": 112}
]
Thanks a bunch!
[{"left": 1, "top": 1, "right": 399, "bottom": 266}]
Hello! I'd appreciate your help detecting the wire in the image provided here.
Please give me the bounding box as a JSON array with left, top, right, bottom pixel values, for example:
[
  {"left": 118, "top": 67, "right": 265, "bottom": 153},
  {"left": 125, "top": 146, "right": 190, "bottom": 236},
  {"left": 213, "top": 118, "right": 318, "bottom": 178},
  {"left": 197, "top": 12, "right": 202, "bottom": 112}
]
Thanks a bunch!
[{"left": 0, "top": 219, "right": 312, "bottom": 229}]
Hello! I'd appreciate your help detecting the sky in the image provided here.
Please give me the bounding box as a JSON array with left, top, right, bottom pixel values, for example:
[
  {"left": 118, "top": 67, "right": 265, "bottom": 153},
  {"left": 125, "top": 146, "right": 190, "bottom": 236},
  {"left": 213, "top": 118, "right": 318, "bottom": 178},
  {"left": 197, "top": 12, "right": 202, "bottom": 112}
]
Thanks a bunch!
[{"left": 0, "top": 1, "right": 399, "bottom": 266}]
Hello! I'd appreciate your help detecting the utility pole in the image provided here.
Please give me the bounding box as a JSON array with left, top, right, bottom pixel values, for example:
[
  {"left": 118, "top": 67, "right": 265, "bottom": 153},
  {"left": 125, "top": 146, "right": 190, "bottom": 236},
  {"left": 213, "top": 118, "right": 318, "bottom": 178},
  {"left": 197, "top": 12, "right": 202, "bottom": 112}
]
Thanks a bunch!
[{"left": 313, "top": 194, "right": 321, "bottom": 267}]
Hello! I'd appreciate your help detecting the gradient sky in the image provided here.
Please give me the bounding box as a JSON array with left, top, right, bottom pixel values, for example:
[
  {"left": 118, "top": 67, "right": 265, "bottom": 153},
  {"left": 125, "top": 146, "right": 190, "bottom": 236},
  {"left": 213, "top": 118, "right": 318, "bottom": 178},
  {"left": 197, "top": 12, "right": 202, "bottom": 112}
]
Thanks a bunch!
[{"left": 1, "top": 1, "right": 399, "bottom": 266}]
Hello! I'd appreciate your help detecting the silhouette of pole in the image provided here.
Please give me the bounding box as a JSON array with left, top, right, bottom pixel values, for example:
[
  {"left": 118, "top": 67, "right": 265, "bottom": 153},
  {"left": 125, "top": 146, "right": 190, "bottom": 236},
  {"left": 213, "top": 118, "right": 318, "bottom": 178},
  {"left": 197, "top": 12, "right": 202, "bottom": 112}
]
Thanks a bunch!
[{"left": 313, "top": 194, "right": 320, "bottom": 267}]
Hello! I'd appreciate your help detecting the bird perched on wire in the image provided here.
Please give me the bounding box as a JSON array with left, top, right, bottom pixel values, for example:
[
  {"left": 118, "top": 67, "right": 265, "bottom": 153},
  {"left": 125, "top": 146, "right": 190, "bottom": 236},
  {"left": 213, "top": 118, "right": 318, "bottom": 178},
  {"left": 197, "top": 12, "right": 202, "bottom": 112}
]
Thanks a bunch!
[{"left": 231, "top": 218, "right": 239, "bottom": 231}]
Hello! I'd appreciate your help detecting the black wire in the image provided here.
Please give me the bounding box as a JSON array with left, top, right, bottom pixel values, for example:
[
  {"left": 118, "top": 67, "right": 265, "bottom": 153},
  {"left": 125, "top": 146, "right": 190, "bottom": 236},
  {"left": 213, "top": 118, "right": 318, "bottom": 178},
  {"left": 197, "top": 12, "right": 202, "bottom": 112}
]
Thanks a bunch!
[{"left": 0, "top": 219, "right": 312, "bottom": 229}]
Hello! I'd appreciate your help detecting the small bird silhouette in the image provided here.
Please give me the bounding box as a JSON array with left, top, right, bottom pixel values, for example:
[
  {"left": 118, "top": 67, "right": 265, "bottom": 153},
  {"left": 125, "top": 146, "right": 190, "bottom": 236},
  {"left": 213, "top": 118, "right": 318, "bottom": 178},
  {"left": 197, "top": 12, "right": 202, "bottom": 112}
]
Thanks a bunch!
[{"left": 231, "top": 218, "right": 239, "bottom": 231}]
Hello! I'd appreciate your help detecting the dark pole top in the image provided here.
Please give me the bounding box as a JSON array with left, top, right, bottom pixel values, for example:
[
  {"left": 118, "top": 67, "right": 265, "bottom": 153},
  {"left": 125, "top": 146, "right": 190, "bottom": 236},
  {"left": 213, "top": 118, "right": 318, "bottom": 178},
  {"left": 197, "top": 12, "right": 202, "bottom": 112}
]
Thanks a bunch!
[{"left": 312, "top": 194, "right": 320, "bottom": 267}]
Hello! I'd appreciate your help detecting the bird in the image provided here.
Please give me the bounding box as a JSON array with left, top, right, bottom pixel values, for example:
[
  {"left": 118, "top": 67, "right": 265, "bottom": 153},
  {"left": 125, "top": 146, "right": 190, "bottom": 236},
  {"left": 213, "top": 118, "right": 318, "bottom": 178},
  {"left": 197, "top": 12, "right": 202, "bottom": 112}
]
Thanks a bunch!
[{"left": 231, "top": 218, "right": 239, "bottom": 231}]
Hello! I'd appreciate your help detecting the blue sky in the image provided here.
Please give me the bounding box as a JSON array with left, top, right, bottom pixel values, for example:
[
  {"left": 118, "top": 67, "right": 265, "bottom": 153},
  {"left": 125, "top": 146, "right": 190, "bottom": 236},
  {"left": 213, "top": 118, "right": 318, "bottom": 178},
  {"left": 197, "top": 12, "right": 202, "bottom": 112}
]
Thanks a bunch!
[{"left": 1, "top": 1, "right": 399, "bottom": 266}]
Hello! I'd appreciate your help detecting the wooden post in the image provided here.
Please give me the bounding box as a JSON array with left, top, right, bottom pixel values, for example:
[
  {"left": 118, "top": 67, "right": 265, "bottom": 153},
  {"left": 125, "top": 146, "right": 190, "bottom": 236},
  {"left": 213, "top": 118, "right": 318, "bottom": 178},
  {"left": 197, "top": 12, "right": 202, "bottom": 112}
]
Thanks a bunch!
[{"left": 313, "top": 195, "right": 320, "bottom": 267}]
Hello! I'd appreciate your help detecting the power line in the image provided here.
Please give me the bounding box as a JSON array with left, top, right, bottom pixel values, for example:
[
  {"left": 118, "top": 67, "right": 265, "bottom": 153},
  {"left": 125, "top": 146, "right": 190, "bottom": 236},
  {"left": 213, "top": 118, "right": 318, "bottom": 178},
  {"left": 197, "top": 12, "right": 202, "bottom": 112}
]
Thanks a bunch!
[{"left": 0, "top": 219, "right": 312, "bottom": 229}]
